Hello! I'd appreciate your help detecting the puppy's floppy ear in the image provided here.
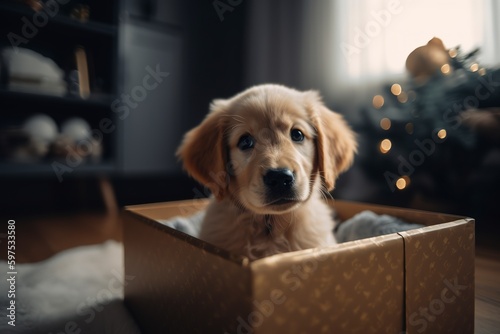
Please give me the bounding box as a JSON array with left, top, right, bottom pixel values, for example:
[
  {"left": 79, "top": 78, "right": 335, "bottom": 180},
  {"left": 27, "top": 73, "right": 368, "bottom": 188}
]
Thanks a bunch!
[
  {"left": 306, "top": 91, "right": 357, "bottom": 191},
  {"left": 176, "top": 100, "right": 229, "bottom": 200}
]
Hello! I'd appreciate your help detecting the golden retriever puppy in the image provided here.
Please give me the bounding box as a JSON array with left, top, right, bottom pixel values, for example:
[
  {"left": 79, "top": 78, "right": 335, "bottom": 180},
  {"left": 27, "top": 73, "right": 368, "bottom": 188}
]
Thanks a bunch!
[{"left": 177, "top": 84, "right": 356, "bottom": 260}]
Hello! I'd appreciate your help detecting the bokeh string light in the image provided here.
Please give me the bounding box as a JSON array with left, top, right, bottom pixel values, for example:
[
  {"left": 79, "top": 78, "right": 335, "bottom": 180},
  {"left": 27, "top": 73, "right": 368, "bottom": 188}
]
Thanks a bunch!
[
  {"left": 379, "top": 139, "right": 392, "bottom": 154},
  {"left": 396, "top": 176, "right": 411, "bottom": 190},
  {"left": 380, "top": 118, "right": 391, "bottom": 130},
  {"left": 369, "top": 43, "right": 486, "bottom": 191},
  {"left": 390, "top": 84, "right": 402, "bottom": 96},
  {"left": 372, "top": 95, "right": 385, "bottom": 109}
]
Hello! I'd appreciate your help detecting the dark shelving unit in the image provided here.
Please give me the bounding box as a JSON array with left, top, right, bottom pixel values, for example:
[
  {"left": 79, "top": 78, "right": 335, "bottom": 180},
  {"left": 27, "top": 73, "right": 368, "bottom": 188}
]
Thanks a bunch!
[{"left": 0, "top": 0, "right": 120, "bottom": 178}]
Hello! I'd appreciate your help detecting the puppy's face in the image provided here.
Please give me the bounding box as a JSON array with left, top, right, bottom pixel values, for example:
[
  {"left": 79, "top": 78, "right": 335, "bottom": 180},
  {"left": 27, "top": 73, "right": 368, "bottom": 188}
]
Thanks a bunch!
[
  {"left": 177, "top": 85, "right": 357, "bottom": 214},
  {"left": 225, "top": 96, "right": 317, "bottom": 214}
]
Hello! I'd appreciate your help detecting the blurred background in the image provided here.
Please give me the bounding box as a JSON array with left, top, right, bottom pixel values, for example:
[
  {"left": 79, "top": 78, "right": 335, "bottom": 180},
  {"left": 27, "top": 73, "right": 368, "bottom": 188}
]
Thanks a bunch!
[{"left": 1, "top": 0, "right": 499, "bottom": 248}]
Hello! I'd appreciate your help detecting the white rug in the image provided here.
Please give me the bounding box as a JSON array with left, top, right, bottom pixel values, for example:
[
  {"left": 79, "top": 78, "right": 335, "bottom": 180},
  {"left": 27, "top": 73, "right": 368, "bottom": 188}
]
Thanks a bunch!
[{"left": 0, "top": 240, "right": 140, "bottom": 334}]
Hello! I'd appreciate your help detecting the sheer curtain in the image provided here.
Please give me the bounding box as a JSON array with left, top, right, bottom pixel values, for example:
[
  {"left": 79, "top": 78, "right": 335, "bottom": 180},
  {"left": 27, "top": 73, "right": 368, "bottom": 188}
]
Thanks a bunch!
[
  {"left": 336, "top": 0, "right": 500, "bottom": 83},
  {"left": 244, "top": 0, "right": 500, "bottom": 115}
]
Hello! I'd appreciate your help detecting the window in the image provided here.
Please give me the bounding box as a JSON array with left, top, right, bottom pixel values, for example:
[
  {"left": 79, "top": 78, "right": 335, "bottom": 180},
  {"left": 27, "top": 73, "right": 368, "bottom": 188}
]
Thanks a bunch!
[{"left": 338, "top": 0, "right": 499, "bottom": 82}]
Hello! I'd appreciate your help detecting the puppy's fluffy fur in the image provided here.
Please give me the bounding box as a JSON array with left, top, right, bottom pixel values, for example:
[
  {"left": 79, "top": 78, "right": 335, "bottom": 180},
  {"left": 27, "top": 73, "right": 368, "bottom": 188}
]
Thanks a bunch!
[{"left": 177, "top": 84, "right": 357, "bottom": 260}]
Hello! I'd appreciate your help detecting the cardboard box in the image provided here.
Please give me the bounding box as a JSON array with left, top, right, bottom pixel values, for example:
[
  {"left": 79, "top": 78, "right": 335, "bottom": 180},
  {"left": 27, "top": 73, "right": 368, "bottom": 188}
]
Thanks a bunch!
[{"left": 123, "top": 199, "right": 474, "bottom": 334}]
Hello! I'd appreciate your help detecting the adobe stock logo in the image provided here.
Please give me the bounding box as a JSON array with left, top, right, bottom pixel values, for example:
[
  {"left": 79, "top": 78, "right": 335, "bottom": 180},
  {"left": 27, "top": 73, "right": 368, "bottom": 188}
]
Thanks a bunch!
[
  {"left": 383, "top": 72, "right": 500, "bottom": 192},
  {"left": 340, "top": 0, "right": 404, "bottom": 61},
  {"left": 384, "top": 131, "right": 445, "bottom": 192},
  {"left": 408, "top": 277, "right": 468, "bottom": 333},
  {"left": 226, "top": 249, "right": 330, "bottom": 334},
  {"left": 213, "top": 0, "right": 243, "bottom": 22},
  {"left": 51, "top": 64, "right": 170, "bottom": 182},
  {"left": 8, "top": 0, "right": 71, "bottom": 53}
]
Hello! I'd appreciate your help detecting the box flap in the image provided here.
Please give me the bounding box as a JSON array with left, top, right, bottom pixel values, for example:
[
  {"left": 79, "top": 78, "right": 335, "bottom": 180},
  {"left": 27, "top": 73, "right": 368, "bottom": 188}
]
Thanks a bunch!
[
  {"left": 123, "top": 211, "right": 253, "bottom": 333},
  {"left": 125, "top": 199, "right": 209, "bottom": 220},
  {"left": 399, "top": 219, "right": 475, "bottom": 334}
]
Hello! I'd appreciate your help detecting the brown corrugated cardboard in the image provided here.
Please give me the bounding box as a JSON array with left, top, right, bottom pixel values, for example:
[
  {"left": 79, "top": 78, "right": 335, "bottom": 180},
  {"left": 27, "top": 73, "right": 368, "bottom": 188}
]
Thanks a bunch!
[{"left": 123, "top": 200, "right": 474, "bottom": 334}]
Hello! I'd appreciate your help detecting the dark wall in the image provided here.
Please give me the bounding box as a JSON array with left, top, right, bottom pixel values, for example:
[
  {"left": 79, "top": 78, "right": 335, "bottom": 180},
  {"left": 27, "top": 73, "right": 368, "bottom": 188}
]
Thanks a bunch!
[{"left": 182, "top": 1, "right": 249, "bottom": 127}]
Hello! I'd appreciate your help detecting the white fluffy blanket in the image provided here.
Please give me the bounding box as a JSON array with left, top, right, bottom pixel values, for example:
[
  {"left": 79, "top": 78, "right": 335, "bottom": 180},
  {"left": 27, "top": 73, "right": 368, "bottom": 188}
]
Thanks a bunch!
[{"left": 0, "top": 240, "right": 140, "bottom": 334}]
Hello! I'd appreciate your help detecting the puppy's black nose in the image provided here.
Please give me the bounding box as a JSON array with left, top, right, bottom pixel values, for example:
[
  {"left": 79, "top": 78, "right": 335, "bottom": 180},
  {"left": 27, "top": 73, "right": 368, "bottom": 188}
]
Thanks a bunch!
[{"left": 263, "top": 168, "right": 295, "bottom": 190}]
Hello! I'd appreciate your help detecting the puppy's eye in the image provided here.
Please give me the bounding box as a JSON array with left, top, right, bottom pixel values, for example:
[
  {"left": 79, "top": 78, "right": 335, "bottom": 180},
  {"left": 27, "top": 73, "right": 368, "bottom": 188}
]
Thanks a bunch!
[
  {"left": 291, "top": 129, "right": 305, "bottom": 142},
  {"left": 237, "top": 135, "right": 255, "bottom": 151}
]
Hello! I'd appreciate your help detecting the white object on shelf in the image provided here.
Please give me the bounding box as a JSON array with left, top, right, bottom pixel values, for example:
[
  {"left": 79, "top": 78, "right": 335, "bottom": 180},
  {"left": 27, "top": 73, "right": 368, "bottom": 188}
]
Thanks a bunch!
[
  {"left": 22, "top": 114, "right": 59, "bottom": 158},
  {"left": 23, "top": 114, "right": 59, "bottom": 143},
  {"left": 61, "top": 117, "right": 92, "bottom": 142},
  {"left": 1, "top": 47, "right": 67, "bottom": 96}
]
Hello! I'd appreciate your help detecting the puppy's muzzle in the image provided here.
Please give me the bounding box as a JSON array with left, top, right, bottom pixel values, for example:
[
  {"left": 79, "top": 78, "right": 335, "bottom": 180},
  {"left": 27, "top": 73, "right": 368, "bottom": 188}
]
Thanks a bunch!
[{"left": 263, "top": 168, "right": 296, "bottom": 204}]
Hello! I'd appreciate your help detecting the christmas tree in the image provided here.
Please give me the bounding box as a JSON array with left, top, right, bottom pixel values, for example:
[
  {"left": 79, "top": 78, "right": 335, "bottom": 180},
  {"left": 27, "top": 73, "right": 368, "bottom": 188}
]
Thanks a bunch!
[{"left": 357, "top": 37, "right": 500, "bottom": 215}]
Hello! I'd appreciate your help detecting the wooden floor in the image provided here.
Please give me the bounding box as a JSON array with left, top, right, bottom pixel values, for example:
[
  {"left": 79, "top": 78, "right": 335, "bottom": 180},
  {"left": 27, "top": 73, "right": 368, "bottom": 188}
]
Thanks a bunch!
[
  {"left": 475, "top": 245, "right": 500, "bottom": 334},
  {"left": 1, "top": 211, "right": 499, "bottom": 333}
]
